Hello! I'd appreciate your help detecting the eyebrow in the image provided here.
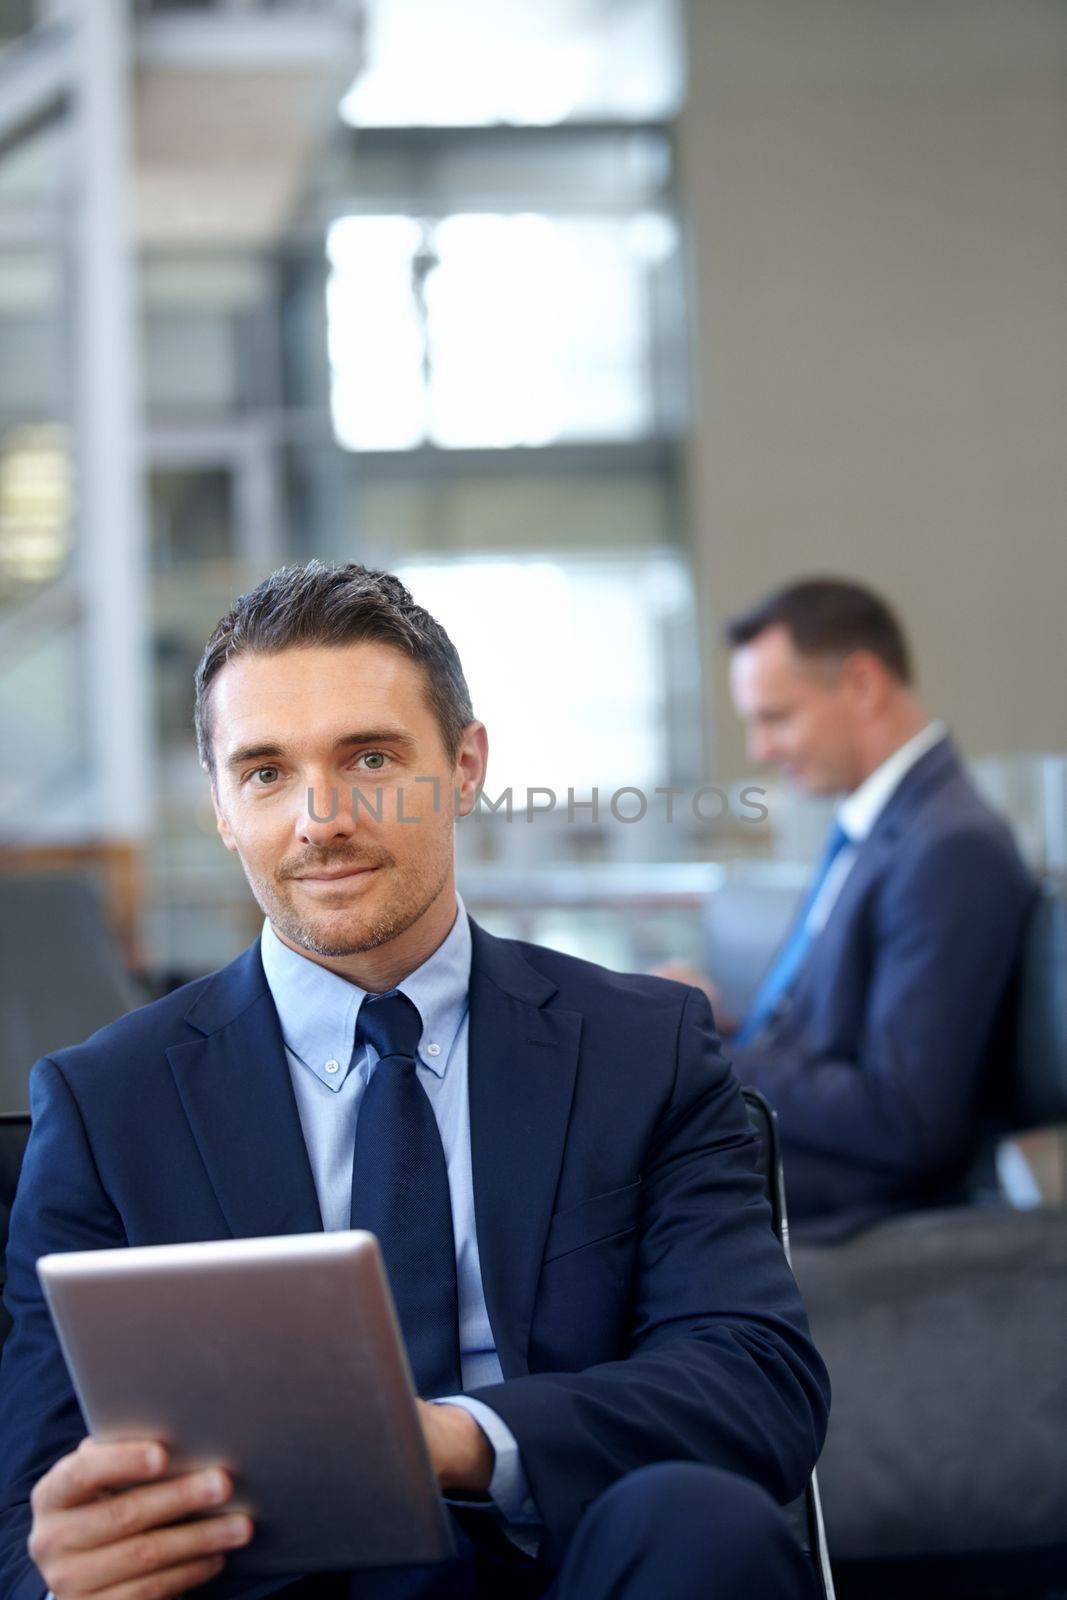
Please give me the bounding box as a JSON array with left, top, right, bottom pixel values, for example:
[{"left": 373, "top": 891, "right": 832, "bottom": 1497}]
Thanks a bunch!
[{"left": 224, "top": 729, "right": 416, "bottom": 772}]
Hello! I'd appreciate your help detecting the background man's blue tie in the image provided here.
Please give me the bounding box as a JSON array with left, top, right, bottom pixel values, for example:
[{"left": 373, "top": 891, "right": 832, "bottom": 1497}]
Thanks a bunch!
[
  {"left": 733, "top": 820, "right": 853, "bottom": 1046},
  {"left": 349, "top": 990, "right": 463, "bottom": 1399}
]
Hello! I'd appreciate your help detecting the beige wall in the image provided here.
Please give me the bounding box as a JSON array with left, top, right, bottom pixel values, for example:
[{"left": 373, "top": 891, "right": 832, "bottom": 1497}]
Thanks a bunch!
[{"left": 679, "top": 0, "right": 1067, "bottom": 779}]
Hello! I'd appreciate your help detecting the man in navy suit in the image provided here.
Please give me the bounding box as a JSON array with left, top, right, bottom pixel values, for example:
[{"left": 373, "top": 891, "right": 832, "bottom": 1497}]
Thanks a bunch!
[
  {"left": 0, "top": 562, "right": 829, "bottom": 1600},
  {"left": 671, "top": 578, "right": 1034, "bottom": 1241}
]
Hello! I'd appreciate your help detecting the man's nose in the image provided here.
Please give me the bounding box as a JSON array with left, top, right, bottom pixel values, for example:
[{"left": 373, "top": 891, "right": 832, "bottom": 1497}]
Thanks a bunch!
[{"left": 301, "top": 777, "right": 357, "bottom": 841}]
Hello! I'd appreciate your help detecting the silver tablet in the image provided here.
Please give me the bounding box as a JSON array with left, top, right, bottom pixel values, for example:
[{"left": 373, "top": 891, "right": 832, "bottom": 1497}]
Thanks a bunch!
[{"left": 37, "top": 1231, "right": 455, "bottom": 1574}]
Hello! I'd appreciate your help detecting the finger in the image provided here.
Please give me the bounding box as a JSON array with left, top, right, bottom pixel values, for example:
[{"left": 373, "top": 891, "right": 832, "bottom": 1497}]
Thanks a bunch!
[
  {"left": 33, "top": 1441, "right": 169, "bottom": 1514},
  {"left": 100, "top": 1551, "right": 227, "bottom": 1600},
  {"left": 45, "top": 1468, "right": 235, "bottom": 1557},
  {"left": 45, "top": 1511, "right": 252, "bottom": 1597}
]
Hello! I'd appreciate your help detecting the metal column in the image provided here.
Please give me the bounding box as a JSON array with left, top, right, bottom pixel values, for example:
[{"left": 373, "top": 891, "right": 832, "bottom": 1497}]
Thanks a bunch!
[{"left": 72, "top": 0, "right": 152, "bottom": 842}]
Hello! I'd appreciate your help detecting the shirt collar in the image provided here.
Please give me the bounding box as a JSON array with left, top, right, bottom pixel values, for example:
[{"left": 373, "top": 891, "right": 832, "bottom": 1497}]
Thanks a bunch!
[
  {"left": 259, "top": 893, "right": 471, "bottom": 1086},
  {"left": 837, "top": 720, "right": 947, "bottom": 842},
  {"left": 393, "top": 895, "right": 471, "bottom": 1077}
]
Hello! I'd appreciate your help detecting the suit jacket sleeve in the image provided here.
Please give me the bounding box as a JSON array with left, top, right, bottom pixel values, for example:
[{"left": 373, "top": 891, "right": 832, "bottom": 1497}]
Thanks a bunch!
[
  {"left": 731, "top": 827, "right": 1034, "bottom": 1212},
  {"left": 467, "top": 986, "right": 831, "bottom": 1566},
  {"left": 0, "top": 1057, "right": 130, "bottom": 1600}
]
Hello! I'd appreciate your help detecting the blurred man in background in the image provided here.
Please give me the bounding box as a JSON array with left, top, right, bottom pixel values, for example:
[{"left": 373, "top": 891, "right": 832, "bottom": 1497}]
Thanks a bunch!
[{"left": 673, "top": 578, "right": 1034, "bottom": 1240}]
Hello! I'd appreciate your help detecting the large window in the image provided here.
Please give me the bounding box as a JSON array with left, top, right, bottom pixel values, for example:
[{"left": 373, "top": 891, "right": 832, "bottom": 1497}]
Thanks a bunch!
[
  {"left": 342, "top": 0, "right": 684, "bottom": 129},
  {"left": 398, "top": 553, "right": 691, "bottom": 795},
  {"left": 129, "top": 0, "right": 699, "bottom": 971},
  {"left": 0, "top": 425, "right": 72, "bottom": 595},
  {"left": 326, "top": 210, "right": 680, "bottom": 452}
]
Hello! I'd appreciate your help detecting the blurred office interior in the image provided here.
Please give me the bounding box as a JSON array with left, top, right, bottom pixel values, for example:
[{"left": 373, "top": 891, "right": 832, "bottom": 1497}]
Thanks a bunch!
[
  {"left": 2, "top": 0, "right": 1065, "bottom": 988},
  {"left": 1, "top": 0, "right": 1065, "bottom": 978},
  {"left": 1, "top": 3, "right": 1066, "bottom": 1591}
]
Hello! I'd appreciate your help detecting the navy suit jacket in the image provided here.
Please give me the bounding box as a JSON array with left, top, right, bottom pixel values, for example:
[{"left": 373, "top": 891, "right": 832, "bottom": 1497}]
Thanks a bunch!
[
  {"left": 0, "top": 921, "right": 829, "bottom": 1599},
  {"left": 731, "top": 737, "right": 1036, "bottom": 1240}
]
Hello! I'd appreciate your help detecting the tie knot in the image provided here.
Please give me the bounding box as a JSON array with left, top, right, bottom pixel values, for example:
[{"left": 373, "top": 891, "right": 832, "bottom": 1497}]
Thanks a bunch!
[{"left": 356, "top": 990, "right": 423, "bottom": 1066}]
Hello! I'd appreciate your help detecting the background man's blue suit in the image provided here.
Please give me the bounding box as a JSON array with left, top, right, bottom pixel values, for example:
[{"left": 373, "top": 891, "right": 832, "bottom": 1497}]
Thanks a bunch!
[
  {"left": 0, "top": 921, "right": 829, "bottom": 1600},
  {"left": 732, "top": 737, "right": 1036, "bottom": 1239}
]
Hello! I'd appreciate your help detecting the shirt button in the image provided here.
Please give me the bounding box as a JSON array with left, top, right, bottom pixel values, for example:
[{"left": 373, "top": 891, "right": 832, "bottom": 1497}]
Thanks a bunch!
[
  {"left": 426, "top": 1042, "right": 441, "bottom": 1057},
  {"left": 324, "top": 1059, "right": 340, "bottom": 1074}
]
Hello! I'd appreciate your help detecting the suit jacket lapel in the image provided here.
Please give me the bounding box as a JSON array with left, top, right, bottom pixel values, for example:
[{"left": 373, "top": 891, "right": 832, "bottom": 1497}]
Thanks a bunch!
[
  {"left": 787, "top": 734, "right": 962, "bottom": 1011},
  {"left": 864, "top": 733, "right": 959, "bottom": 846},
  {"left": 164, "top": 923, "right": 582, "bottom": 1372},
  {"left": 822, "top": 736, "right": 961, "bottom": 922},
  {"left": 466, "top": 921, "right": 581, "bottom": 1378},
  {"left": 166, "top": 941, "right": 324, "bottom": 1239}
]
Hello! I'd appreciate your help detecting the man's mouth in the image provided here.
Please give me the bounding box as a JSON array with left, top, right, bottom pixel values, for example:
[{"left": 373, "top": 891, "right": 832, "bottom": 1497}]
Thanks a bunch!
[{"left": 294, "top": 865, "right": 380, "bottom": 884}]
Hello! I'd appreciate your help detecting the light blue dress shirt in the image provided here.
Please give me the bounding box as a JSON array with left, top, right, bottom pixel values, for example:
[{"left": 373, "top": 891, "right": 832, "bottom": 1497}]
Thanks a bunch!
[{"left": 259, "top": 895, "right": 538, "bottom": 1537}]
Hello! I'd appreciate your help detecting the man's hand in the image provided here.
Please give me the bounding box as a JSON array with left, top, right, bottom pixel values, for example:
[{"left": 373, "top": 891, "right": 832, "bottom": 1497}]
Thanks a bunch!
[
  {"left": 28, "top": 1437, "right": 252, "bottom": 1600},
  {"left": 416, "top": 1402, "right": 494, "bottom": 1495}
]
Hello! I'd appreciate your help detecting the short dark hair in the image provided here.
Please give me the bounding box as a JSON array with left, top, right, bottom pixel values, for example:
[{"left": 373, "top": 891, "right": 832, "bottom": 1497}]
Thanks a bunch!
[
  {"left": 194, "top": 560, "right": 475, "bottom": 777},
  {"left": 724, "top": 578, "right": 913, "bottom": 684}
]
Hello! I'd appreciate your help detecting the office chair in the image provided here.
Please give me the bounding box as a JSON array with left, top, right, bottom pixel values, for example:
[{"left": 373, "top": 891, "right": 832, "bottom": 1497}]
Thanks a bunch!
[
  {"left": 1012, "top": 875, "right": 1067, "bottom": 1131},
  {"left": 0, "top": 873, "right": 145, "bottom": 1116},
  {"left": 0, "top": 1112, "right": 32, "bottom": 1350},
  {"left": 742, "top": 1087, "right": 836, "bottom": 1600}
]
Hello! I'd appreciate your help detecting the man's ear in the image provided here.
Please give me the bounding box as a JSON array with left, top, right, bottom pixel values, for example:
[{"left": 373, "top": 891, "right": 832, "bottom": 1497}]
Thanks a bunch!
[
  {"left": 205, "top": 768, "right": 238, "bottom": 854},
  {"left": 454, "top": 722, "right": 489, "bottom": 818},
  {"left": 841, "top": 650, "right": 891, "bottom": 715}
]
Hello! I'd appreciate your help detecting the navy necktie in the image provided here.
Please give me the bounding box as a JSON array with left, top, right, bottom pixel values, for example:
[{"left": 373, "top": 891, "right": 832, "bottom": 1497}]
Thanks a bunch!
[
  {"left": 349, "top": 991, "right": 462, "bottom": 1399},
  {"left": 734, "top": 820, "right": 853, "bottom": 1046}
]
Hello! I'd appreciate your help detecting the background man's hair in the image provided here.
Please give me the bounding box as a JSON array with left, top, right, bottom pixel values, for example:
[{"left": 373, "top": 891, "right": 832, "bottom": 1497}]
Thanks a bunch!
[
  {"left": 724, "top": 577, "right": 914, "bottom": 684},
  {"left": 194, "top": 560, "right": 475, "bottom": 777}
]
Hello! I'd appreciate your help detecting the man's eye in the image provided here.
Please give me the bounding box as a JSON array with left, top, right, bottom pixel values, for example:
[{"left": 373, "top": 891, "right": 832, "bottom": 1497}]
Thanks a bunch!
[
  {"left": 250, "top": 766, "right": 280, "bottom": 786},
  {"left": 358, "top": 751, "right": 387, "bottom": 772}
]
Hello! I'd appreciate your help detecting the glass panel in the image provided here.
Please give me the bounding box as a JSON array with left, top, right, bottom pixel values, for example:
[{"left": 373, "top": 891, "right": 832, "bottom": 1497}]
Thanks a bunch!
[
  {"left": 149, "top": 466, "right": 235, "bottom": 572},
  {"left": 0, "top": 251, "right": 66, "bottom": 425},
  {"left": 326, "top": 211, "right": 680, "bottom": 451},
  {"left": 0, "top": 610, "right": 87, "bottom": 839},
  {"left": 0, "top": 423, "right": 74, "bottom": 603},
  {"left": 972, "top": 752, "right": 1067, "bottom": 875},
  {"left": 143, "top": 312, "right": 241, "bottom": 417},
  {"left": 426, "top": 213, "right": 652, "bottom": 447},
  {"left": 342, "top": 0, "right": 685, "bottom": 128},
  {"left": 325, "top": 215, "right": 425, "bottom": 449},
  {"left": 141, "top": 255, "right": 279, "bottom": 419},
  {"left": 397, "top": 552, "right": 689, "bottom": 795},
  {"left": 0, "top": 117, "right": 68, "bottom": 204},
  {"left": 0, "top": 123, "right": 73, "bottom": 611}
]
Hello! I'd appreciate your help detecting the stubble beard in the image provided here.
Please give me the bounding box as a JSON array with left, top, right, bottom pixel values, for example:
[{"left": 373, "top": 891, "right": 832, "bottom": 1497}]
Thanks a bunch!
[{"left": 254, "top": 856, "right": 453, "bottom": 960}]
